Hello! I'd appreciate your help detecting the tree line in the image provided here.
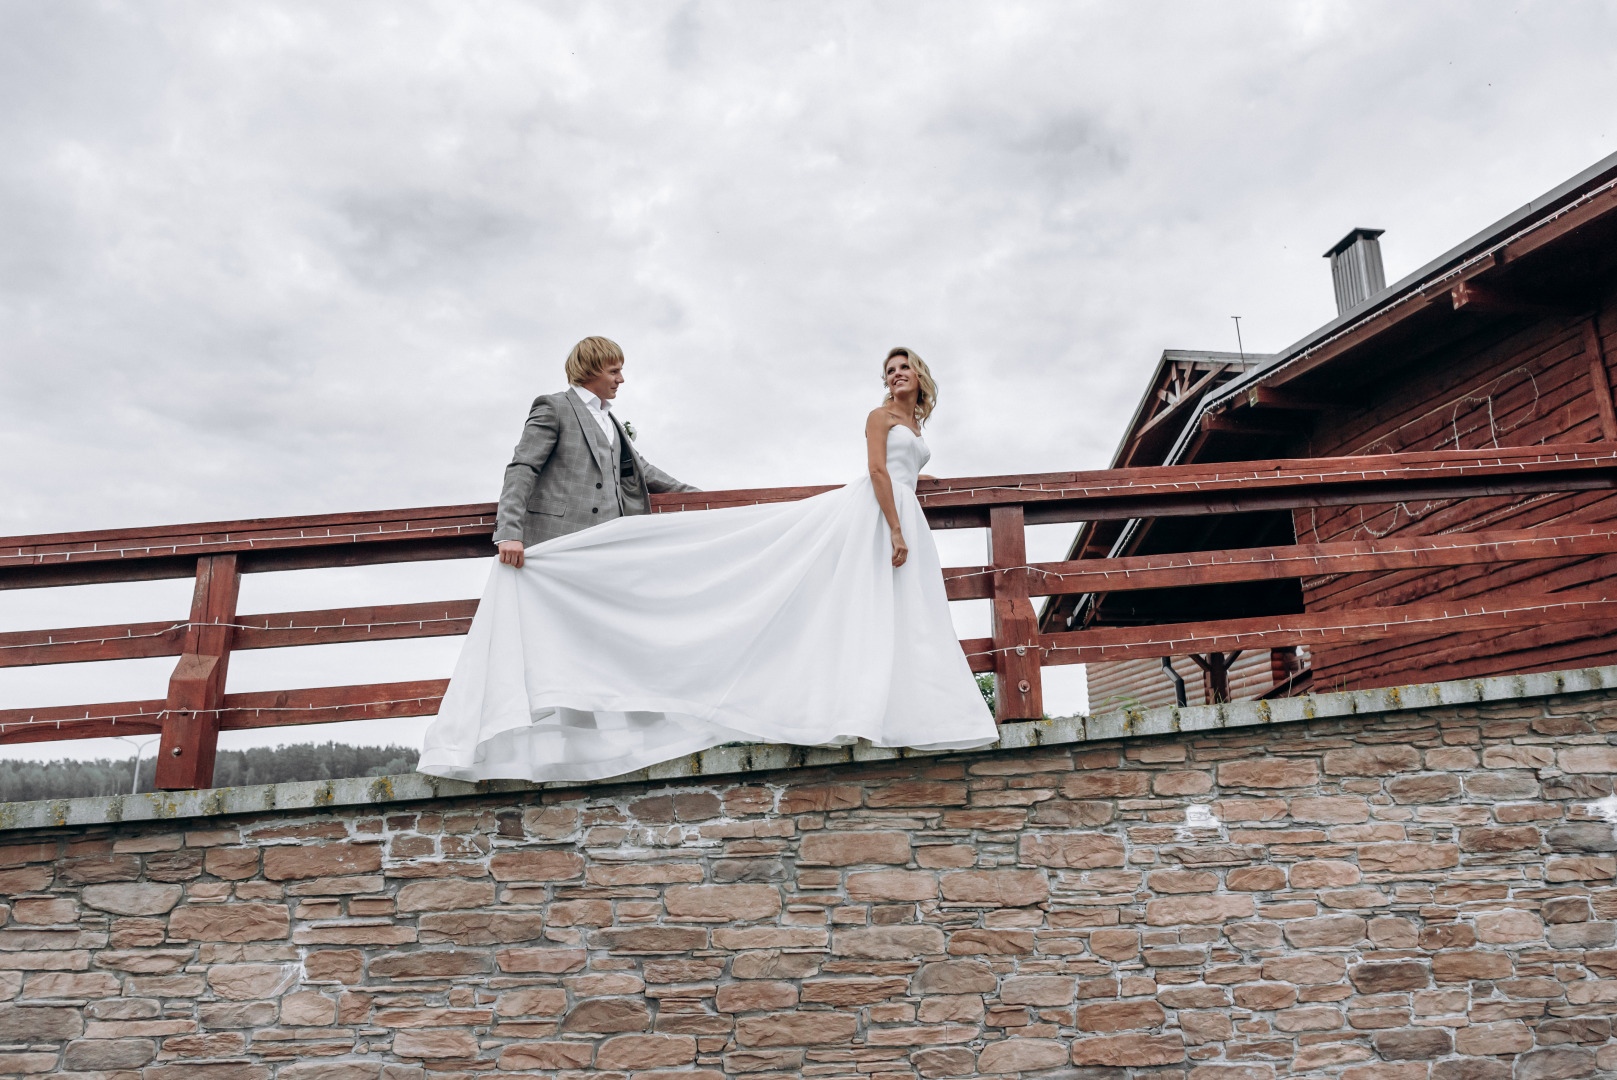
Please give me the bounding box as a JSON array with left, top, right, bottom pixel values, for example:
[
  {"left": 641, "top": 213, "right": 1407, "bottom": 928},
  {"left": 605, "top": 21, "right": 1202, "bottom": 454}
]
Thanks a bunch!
[{"left": 0, "top": 742, "right": 420, "bottom": 803}]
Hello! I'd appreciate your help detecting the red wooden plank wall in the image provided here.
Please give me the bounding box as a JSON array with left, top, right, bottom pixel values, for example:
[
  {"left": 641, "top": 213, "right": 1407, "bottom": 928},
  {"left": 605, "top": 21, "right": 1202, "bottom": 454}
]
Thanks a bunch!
[{"left": 1294, "top": 284, "right": 1617, "bottom": 688}]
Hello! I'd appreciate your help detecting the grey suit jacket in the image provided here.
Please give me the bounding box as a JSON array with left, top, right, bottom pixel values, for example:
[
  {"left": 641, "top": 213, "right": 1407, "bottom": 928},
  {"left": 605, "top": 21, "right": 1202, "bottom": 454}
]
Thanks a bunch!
[{"left": 492, "top": 388, "right": 698, "bottom": 547}]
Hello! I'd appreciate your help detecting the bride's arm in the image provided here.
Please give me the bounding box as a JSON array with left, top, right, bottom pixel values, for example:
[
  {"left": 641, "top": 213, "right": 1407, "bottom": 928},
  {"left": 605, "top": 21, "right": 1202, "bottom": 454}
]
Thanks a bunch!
[{"left": 865, "top": 411, "right": 908, "bottom": 567}]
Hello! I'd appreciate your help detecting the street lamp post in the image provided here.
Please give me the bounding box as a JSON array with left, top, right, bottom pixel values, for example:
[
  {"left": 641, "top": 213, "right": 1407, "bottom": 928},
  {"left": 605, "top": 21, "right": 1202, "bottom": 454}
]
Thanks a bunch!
[{"left": 111, "top": 736, "right": 158, "bottom": 795}]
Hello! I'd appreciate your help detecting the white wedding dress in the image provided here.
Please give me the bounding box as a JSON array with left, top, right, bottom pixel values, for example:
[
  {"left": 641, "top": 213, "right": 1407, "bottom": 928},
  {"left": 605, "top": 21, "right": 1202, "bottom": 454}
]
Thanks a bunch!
[{"left": 417, "top": 425, "right": 998, "bottom": 783}]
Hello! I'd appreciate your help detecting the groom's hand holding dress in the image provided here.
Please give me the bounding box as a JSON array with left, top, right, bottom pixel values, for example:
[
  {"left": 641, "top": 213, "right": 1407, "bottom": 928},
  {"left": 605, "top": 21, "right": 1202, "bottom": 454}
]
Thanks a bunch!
[{"left": 493, "top": 336, "right": 697, "bottom": 568}]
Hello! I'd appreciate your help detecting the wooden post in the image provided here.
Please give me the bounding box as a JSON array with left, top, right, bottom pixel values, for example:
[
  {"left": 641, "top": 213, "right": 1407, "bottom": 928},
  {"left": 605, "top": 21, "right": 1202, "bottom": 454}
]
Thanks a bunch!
[
  {"left": 988, "top": 505, "right": 1043, "bottom": 721},
  {"left": 1190, "top": 650, "right": 1242, "bottom": 704},
  {"left": 1584, "top": 313, "right": 1617, "bottom": 442},
  {"left": 1270, "top": 646, "right": 1301, "bottom": 686},
  {"left": 155, "top": 554, "right": 240, "bottom": 790}
]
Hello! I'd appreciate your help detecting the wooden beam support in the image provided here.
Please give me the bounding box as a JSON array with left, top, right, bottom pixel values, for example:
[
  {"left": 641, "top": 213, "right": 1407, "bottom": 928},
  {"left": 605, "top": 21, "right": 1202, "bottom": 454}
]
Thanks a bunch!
[
  {"left": 155, "top": 555, "right": 240, "bottom": 791},
  {"left": 1034, "top": 587, "right": 1617, "bottom": 667},
  {"left": 1198, "top": 413, "right": 1300, "bottom": 437},
  {"left": 1243, "top": 387, "right": 1335, "bottom": 412},
  {"left": 988, "top": 505, "right": 1043, "bottom": 721},
  {"left": 943, "top": 523, "right": 1617, "bottom": 600},
  {"left": 0, "top": 599, "right": 480, "bottom": 668},
  {"left": 0, "top": 679, "right": 449, "bottom": 750},
  {"left": 7, "top": 446, "right": 1617, "bottom": 587},
  {"left": 1584, "top": 313, "right": 1617, "bottom": 442},
  {"left": 1450, "top": 280, "right": 1570, "bottom": 316}
]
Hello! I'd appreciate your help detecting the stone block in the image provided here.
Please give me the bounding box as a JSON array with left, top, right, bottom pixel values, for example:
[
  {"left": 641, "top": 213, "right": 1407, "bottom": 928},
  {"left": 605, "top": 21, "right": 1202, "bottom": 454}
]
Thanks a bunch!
[
  {"left": 1290, "top": 796, "right": 1370, "bottom": 823},
  {"left": 912, "top": 960, "right": 997, "bottom": 994},
  {"left": 1061, "top": 772, "right": 1150, "bottom": 797},
  {"left": 1357, "top": 842, "right": 1460, "bottom": 872},
  {"left": 168, "top": 903, "right": 289, "bottom": 943},
  {"left": 798, "top": 831, "right": 911, "bottom": 865},
  {"left": 1474, "top": 909, "right": 1542, "bottom": 943},
  {"left": 1154, "top": 771, "right": 1214, "bottom": 795},
  {"left": 392, "top": 1029, "right": 478, "bottom": 1059},
  {"left": 498, "top": 1038, "right": 593, "bottom": 1069},
  {"left": 947, "top": 928, "right": 1035, "bottom": 954},
  {"left": 1216, "top": 759, "right": 1319, "bottom": 789},
  {"left": 1000, "top": 975, "right": 1073, "bottom": 1005},
  {"left": 1284, "top": 914, "right": 1367, "bottom": 947},
  {"left": 801, "top": 977, "right": 910, "bottom": 1005},
  {"left": 79, "top": 883, "right": 183, "bottom": 916},
  {"left": 1148, "top": 869, "right": 1219, "bottom": 893},
  {"left": 488, "top": 848, "right": 585, "bottom": 881},
  {"left": 911, "top": 1046, "right": 977, "bottom": 1077},
  {"left": 979, "top": 1038, "right": 1067, "bottom": 1072},
  {"left": 1289, "top": 860, "right": 1361, "bottom": 888},
  {"left": 1432, "top": 950, "right": 1512, "bottom": 982},
  {"left": 664, "top": 884, "right": 782, "bottom": 921},
  {"left": 1324, "top": 746, "right": 1421, "bottom": 776},
  {"left": 1075, "top": 999, "right": 1167, "bottom": 1031},
  {"left": 734, "top": 1012, "right": 856, "bottom": 1046},
  {"left": 494, "top": 946, "right": 589, "bottom": 972},
  {"left": 939, "top": 869, "right": 1049, "bottom": 906},
  {"left": 1018, "top": 833, "right": 1125, "bottom": 868},
  {"left": 206, "top": 964, "right": 298, "bottom": 1001},
  {"left": 1232, "top": 983, "right": 1297, "bottom": 1010},
  {"left": 394, "top": 880, "right": 495, "bottom": 912},
  {"left": 715, "top": 981, "right": 798, "bottom": 1013},
  {"left": 1145, "top": 893, "right": 1254, "bottom": 925},
  {"left": 61, "top": 1038, "right": 155, "bottom": 1069},
  {"left": 833, "top": 925, "right": 944, "bottom": 959},
  {"left": 561, "top": 998, "right": 652, "bottom": 1032},
  {"left": 495, "top": 988, "right": 568, "bottom": 1016},
  {"left": 847, "top": 870, "right": 939, "bottom": 901},
  {"left": 1070, "top": 1032, "right": 1184, "bottom": 1066},
  {"left": 1453, "top": 1020, "right": 1532, "bottom": 1055},
  {"left": 262, "top": 842, "right": 381, "bottom": 881},
  {"left": 866, "top": 781, "right": 968, "bottom": 807}
]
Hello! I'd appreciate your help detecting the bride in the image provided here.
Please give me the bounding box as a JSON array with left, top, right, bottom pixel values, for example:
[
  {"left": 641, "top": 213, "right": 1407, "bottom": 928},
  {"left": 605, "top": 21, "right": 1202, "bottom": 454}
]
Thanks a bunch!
[{"left": 417, "top": 347, "right": 999, "bottom": 783}]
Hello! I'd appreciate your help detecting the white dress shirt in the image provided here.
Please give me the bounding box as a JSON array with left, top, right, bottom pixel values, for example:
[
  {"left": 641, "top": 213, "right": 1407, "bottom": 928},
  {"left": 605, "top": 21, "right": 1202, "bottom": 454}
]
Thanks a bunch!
[{"left": 572, "top": 385, "right": 618, "bottom": 448}]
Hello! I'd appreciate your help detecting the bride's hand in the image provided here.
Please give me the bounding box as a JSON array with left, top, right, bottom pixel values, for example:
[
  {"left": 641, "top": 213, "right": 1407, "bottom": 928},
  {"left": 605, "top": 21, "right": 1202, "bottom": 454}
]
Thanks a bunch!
[{"left": 890, "top": 527, "right": 908, "bottom": 567}]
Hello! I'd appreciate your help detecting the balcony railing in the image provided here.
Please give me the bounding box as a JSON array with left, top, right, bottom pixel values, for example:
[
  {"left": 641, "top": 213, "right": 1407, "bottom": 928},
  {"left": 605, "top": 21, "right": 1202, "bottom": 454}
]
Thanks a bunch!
[{"left": 4, "top": 444, "right": 1616, "bottom": 790}]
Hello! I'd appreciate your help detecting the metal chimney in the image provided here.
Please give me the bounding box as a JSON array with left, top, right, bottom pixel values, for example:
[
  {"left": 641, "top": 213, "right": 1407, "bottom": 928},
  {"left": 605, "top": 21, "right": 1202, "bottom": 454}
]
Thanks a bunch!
[{"left": 1324, "top": 227, "right": 1386, "bottom": 315}]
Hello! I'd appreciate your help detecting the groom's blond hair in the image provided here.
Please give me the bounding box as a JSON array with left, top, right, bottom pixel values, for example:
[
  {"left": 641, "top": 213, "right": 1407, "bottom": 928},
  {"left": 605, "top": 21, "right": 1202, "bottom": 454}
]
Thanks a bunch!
[{"left": 565, "top": 336, "right": 625, "bottom": 386}]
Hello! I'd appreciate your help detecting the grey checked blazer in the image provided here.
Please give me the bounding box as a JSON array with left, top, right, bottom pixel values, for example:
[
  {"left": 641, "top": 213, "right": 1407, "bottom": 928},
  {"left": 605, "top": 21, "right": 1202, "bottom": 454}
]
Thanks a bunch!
[{"left": 492, "top": 388, "right": 698, "bottom": 548}]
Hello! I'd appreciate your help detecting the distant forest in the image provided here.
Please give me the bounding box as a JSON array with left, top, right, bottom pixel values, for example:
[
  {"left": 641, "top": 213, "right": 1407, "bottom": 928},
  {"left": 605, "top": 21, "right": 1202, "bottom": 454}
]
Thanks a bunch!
[{"left": 0, "top": 742, "right": 420, "bottom": 803}]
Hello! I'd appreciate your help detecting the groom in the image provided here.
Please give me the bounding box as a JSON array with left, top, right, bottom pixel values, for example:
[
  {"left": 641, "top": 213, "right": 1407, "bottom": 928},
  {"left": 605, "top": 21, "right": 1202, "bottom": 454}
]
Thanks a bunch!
[{"left": 493, "top": 336, "right": 699, "bottom": 568}]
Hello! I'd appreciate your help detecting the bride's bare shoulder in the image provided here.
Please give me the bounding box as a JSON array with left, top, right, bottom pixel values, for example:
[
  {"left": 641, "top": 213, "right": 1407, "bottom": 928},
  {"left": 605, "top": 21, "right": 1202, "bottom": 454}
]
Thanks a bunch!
[{"left": 865, "top": 407, "right": 896, "bottom": 431}]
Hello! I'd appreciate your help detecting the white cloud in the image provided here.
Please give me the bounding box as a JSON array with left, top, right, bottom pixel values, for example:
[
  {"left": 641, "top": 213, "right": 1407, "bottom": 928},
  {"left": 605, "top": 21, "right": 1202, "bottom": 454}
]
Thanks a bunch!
[{"left": 2, "top": 0, "right": 1614, "bottom": 756}]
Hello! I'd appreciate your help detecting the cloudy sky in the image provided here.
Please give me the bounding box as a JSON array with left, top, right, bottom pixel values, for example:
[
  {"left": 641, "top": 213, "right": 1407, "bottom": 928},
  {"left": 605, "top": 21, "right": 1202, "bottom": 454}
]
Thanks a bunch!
[{"left": 3, "top": 1, "right": 1615, "bottom": 762}]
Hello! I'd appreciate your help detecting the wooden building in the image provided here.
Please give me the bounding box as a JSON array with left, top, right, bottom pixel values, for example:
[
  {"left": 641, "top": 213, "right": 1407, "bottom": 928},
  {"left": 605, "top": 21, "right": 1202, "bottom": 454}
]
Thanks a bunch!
[{"left": 1047, "top": 150, "right": 1617, "bottom": 703}]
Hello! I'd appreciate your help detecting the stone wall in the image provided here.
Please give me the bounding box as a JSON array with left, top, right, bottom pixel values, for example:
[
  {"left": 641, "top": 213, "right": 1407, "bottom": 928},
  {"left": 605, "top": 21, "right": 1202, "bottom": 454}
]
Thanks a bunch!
[{"left": 4, "top": 684, "right": 1617, "bottom": 1080}]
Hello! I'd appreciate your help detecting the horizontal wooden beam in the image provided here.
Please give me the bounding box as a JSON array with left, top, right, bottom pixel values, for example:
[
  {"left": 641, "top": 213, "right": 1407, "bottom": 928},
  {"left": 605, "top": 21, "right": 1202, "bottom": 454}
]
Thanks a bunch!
[
  {"left": 0, "top": 620, "right": 189, "bottom": 668},
  {"left": 943, "top": 523, "right": 1617, "bottom": 600},
  {"left": 0, "top": 679, "right": 449, "bottom": 745},
  {"left": 1450, "top": 280, "right": 1570, "bottom": 317},
  {"left": 1242, "top": 387, "right": 1335, "bottom": 412},
  {"left": 0, "top": 601, "right": 480, "bottom": 668},
  {"left": 1036, "top": 589, "right": 1617, "bottom": 667},
  {"left": 0, "top": 699, "right": 166, "bottom": 744},
  {"left": 218, "top": 679, "right": 450, "bottom": 730},
  {"left": 6, "top": 447, "right": 1617, "bottom": 587},
  {"left": 231, "top": 602, "right": 477, "bottom": 651},
  {"left": 1198, "top": 413, "right": 1301, "bottom": 436}
]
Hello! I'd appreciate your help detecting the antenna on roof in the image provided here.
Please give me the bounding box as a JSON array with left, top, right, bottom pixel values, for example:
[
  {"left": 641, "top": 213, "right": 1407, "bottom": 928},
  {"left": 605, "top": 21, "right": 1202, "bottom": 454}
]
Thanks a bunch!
[{"left": 1230, "top": 316, "right": 1245, "bottom": 361}]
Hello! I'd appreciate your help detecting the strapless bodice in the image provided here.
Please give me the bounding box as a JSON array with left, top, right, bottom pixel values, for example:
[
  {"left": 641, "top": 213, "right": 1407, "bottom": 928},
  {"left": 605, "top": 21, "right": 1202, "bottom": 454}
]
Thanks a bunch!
[{"left": 886, "top": 425, "right": 930, "bottom": 489}]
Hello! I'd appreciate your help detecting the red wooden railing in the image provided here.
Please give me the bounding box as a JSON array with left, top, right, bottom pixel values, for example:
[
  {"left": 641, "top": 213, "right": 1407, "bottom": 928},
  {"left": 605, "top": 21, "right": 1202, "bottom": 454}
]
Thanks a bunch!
[{"left": 5, "top": 444, "right": 1617, "bottom": 790}]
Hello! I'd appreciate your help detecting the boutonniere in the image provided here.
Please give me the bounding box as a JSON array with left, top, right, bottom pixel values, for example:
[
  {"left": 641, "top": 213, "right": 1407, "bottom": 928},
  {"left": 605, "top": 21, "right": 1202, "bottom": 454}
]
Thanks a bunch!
[{"left": 622, "top": 420, "right": 637, "bottom": 441}]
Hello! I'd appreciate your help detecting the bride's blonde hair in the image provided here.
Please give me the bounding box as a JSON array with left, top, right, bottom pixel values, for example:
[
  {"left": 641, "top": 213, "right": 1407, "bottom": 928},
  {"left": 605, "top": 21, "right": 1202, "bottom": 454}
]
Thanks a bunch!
[{"left": 883, "top": 347, "right": 938, "bottom": 426}]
